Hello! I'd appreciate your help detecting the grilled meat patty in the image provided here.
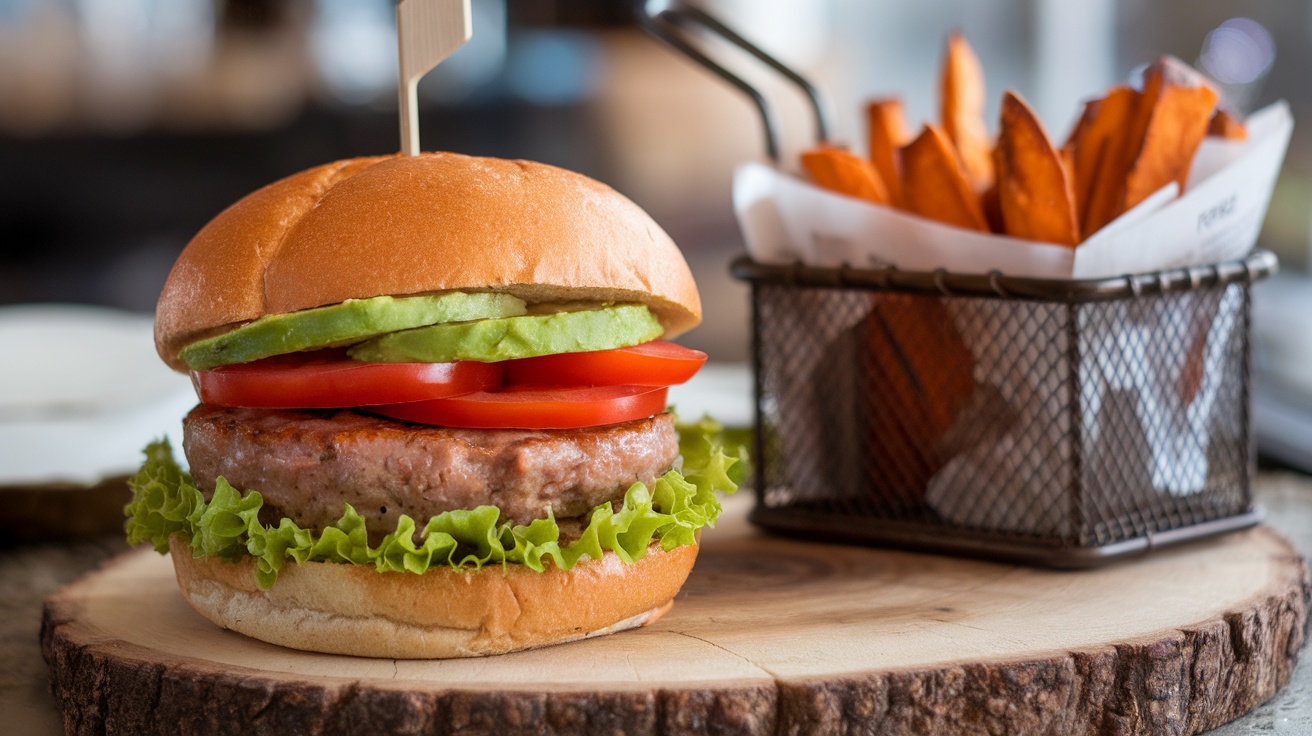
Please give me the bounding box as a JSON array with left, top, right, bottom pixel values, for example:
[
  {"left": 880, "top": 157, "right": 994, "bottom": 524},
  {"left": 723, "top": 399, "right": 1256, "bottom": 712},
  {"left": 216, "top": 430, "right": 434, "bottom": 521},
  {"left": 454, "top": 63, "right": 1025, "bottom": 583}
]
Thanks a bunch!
[{"left": 183, "top": 405, "right": 679, "bottom": 537}]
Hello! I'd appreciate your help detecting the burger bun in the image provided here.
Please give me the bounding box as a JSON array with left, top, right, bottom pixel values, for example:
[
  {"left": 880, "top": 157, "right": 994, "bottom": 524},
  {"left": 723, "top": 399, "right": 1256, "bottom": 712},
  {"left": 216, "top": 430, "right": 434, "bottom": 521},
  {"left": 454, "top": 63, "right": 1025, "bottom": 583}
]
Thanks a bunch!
[
  {"left": 168, "top": 535, "right": 696, "bottom": 658},
  {"left": 154, "top": 153, "right": 702, "bottom": 372}
]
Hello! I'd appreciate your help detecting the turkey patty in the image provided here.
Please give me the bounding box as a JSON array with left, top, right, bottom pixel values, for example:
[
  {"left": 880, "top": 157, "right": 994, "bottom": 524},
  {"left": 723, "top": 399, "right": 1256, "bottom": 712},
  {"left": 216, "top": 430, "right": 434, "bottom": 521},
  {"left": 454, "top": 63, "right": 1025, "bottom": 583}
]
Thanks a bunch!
[{"left": 183, "top": 405, "right": 679, "bottom": 537}]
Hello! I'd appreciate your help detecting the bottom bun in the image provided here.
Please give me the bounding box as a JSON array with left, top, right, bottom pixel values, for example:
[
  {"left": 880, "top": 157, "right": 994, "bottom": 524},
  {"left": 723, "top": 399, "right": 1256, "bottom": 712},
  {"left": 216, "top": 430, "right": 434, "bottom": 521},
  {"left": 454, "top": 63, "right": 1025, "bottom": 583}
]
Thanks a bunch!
[{"left": 167, "top": 536, "right": 696, "bottom": 658}]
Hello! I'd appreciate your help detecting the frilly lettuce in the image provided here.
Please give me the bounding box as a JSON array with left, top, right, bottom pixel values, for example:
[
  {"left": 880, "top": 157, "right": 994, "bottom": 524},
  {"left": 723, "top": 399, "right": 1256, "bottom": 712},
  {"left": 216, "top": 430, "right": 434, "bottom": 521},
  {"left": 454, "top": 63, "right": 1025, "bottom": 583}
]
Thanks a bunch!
[{"left": 125, "top": 418, "right": 742, "bottom": 590}]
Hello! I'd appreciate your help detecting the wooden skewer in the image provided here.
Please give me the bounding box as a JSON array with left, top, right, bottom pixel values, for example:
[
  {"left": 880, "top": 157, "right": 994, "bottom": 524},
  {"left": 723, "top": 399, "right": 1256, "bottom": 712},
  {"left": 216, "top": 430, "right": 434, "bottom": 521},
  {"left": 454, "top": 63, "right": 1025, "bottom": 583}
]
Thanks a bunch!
[{"left": 397, "top": 0, "right": 473, "bottom": 156}]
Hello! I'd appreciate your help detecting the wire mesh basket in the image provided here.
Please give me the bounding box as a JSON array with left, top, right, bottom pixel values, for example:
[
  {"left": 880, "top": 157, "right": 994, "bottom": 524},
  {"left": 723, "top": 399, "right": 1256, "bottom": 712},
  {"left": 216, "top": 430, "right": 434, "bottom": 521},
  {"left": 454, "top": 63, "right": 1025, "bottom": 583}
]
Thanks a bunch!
[
  {"left": 733, "top": 251, "right": 1276, "bottom": 567},
  {"left": 637, "top": 2, "right": 1278, "bottom": 566}
]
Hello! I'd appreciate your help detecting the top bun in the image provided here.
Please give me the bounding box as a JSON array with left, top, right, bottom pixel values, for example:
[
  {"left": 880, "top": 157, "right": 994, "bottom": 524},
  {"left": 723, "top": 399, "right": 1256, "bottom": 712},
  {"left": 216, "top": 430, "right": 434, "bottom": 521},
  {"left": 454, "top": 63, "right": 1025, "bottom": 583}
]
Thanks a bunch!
[{"left": 154, "top": 153, "right": 702, "bottom": 372}]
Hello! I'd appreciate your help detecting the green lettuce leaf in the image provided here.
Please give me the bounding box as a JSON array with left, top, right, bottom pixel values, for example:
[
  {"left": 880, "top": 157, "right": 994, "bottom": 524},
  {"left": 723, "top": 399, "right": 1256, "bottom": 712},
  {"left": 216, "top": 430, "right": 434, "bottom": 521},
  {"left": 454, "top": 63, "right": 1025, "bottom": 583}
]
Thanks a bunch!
[{"left": 124, "top": 419, "right": 741, "bottom": 590}]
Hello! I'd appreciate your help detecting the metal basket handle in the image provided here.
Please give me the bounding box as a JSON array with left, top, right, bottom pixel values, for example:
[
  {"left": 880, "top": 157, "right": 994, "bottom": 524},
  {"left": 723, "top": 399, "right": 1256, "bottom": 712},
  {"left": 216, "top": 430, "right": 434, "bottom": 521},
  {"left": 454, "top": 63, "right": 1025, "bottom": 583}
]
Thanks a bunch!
[{"left": 636, "top": 1, "right": 831, "bottom": 162}]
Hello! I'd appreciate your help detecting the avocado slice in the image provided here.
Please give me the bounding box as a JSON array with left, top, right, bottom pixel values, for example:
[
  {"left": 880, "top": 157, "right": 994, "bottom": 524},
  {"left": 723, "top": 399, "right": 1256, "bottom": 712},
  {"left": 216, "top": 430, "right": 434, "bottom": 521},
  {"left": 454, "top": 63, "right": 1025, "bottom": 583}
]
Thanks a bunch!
[
  {"left": 180, "top": 292, "right": 527, "bottom": 370},
  {"left": 347, "top": 304, "right": 664, "bottom": 363}
]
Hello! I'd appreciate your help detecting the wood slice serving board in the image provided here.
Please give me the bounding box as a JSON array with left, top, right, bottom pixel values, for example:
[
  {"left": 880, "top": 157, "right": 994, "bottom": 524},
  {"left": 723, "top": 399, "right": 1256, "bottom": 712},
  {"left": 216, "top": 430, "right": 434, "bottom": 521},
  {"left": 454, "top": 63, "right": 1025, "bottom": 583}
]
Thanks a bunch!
[{"left": 42, "top": 496, "right": 1310, "bottom": 736}]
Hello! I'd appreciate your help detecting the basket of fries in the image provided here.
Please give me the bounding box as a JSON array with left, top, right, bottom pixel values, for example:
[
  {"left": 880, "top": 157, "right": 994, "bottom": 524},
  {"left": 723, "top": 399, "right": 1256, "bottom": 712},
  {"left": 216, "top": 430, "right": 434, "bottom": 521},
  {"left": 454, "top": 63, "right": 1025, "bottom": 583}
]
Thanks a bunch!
[{"left": 644, "top": 8, "right": 1292, "bottom": 566}]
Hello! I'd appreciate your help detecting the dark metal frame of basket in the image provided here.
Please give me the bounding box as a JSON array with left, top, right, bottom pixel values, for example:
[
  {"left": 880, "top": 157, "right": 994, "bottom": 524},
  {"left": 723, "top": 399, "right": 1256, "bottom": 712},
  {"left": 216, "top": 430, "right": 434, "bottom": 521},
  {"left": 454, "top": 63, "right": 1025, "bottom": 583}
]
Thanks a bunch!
[{"left": 733, "top": 252, "right": 1275, "bottom": 567}]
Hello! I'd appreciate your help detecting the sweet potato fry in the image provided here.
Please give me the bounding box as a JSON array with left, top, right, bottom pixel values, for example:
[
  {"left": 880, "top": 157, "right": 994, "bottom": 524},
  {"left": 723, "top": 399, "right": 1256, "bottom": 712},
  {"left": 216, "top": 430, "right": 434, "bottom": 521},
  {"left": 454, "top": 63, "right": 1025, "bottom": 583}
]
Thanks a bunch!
[
  {"left": 800, "top": 147, "right": 891, "bottom": 206},
  {"left": 995, "top": 91, "right": 1079, "bottom": 246},
  {"left": 1122, "top": 61, "right": 1218, "bottom": 210},
  {"left": 863, "top": 293, "right": 977, "bottom": 503},
  {"left": 940, "top": 33, "right": 994, "bottom": 192},
  {"left": 1058, "top": 144, "right": 1076, "bottom": 190},
  {"left": 1208, "top": 108, "right": 1247, "bottom": 140},
  {"left": 981, "top": 181, "right": 1003, "bottom": 234},
  {"left": 1065, "top": 85, "right": 1139, "bottom": 235},
  {"left": 900, "top": 125, "right": 989, "bottom": 232},
  {"left": 866, "top": 98, "right": 912, "bottom": 208},
  {"left": 1082, "top": 57, "right": 1218, "bottom": 236}
]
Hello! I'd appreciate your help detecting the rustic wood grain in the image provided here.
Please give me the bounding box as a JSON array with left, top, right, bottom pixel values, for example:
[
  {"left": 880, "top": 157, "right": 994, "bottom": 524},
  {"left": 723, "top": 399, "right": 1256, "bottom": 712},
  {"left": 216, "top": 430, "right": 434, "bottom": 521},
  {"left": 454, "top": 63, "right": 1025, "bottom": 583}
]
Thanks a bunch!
[
  {"left": 42, "top": 496, "right": 1310, "bottom": 735},
  {"left": 0, "top": 476, "right": 132, "bottom": 543}
]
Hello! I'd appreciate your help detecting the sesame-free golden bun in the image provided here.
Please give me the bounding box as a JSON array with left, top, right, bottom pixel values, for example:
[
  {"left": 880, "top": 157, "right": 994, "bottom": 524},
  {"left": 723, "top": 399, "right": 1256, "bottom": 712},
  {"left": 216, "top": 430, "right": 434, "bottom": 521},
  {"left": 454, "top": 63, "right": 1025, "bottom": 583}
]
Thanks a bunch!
[
  {"left": 154, "top": 153, "right": 702, "bottom": 372},
  {"left": 168, "top": 536, "right": 695, "bottom": 658}
]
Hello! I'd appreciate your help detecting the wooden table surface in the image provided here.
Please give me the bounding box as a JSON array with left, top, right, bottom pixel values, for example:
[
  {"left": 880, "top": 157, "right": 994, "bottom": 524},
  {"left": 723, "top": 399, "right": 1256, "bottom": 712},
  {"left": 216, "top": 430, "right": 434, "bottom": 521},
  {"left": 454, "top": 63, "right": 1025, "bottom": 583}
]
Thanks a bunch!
[{"left": 6, "top": 473, "right": 1312, "bottom": 734}]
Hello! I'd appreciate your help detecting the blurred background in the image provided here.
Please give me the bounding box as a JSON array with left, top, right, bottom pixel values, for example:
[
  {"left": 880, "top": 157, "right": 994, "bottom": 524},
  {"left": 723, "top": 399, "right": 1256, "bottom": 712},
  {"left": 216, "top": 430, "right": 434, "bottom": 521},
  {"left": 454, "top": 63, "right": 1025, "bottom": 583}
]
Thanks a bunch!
[{"left": 1, "top": 0, "right": 1311, "bottom": 462}]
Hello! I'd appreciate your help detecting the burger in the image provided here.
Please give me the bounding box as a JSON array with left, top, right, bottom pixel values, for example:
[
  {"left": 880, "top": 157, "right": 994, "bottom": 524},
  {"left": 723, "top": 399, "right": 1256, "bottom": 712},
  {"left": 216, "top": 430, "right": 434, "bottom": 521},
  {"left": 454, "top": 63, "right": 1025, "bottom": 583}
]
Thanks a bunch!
[{"left": 124, "top": 152, "right": 741, "bottom": 658}]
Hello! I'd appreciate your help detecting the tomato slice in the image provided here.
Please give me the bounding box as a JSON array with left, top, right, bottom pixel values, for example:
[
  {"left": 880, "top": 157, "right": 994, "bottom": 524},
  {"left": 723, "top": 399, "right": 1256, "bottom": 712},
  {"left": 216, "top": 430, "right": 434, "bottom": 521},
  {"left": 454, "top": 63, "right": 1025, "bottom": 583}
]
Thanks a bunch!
[
  {"left": 370, "top": 385, "right": 669, "bottom": 429},
  {"left": 502, "top": 340, "right": 707, "bottom": 387},
  {"left": 192, "top": 349, "right": 501, "bottom": 408}
]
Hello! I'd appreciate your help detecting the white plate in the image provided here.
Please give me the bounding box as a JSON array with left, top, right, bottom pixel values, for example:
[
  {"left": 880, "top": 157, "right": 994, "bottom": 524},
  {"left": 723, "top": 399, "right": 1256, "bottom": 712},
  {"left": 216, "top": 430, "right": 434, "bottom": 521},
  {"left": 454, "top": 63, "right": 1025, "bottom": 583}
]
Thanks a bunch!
[{"left": 0, "top": 304, "right": 195, "bottom": 485}]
